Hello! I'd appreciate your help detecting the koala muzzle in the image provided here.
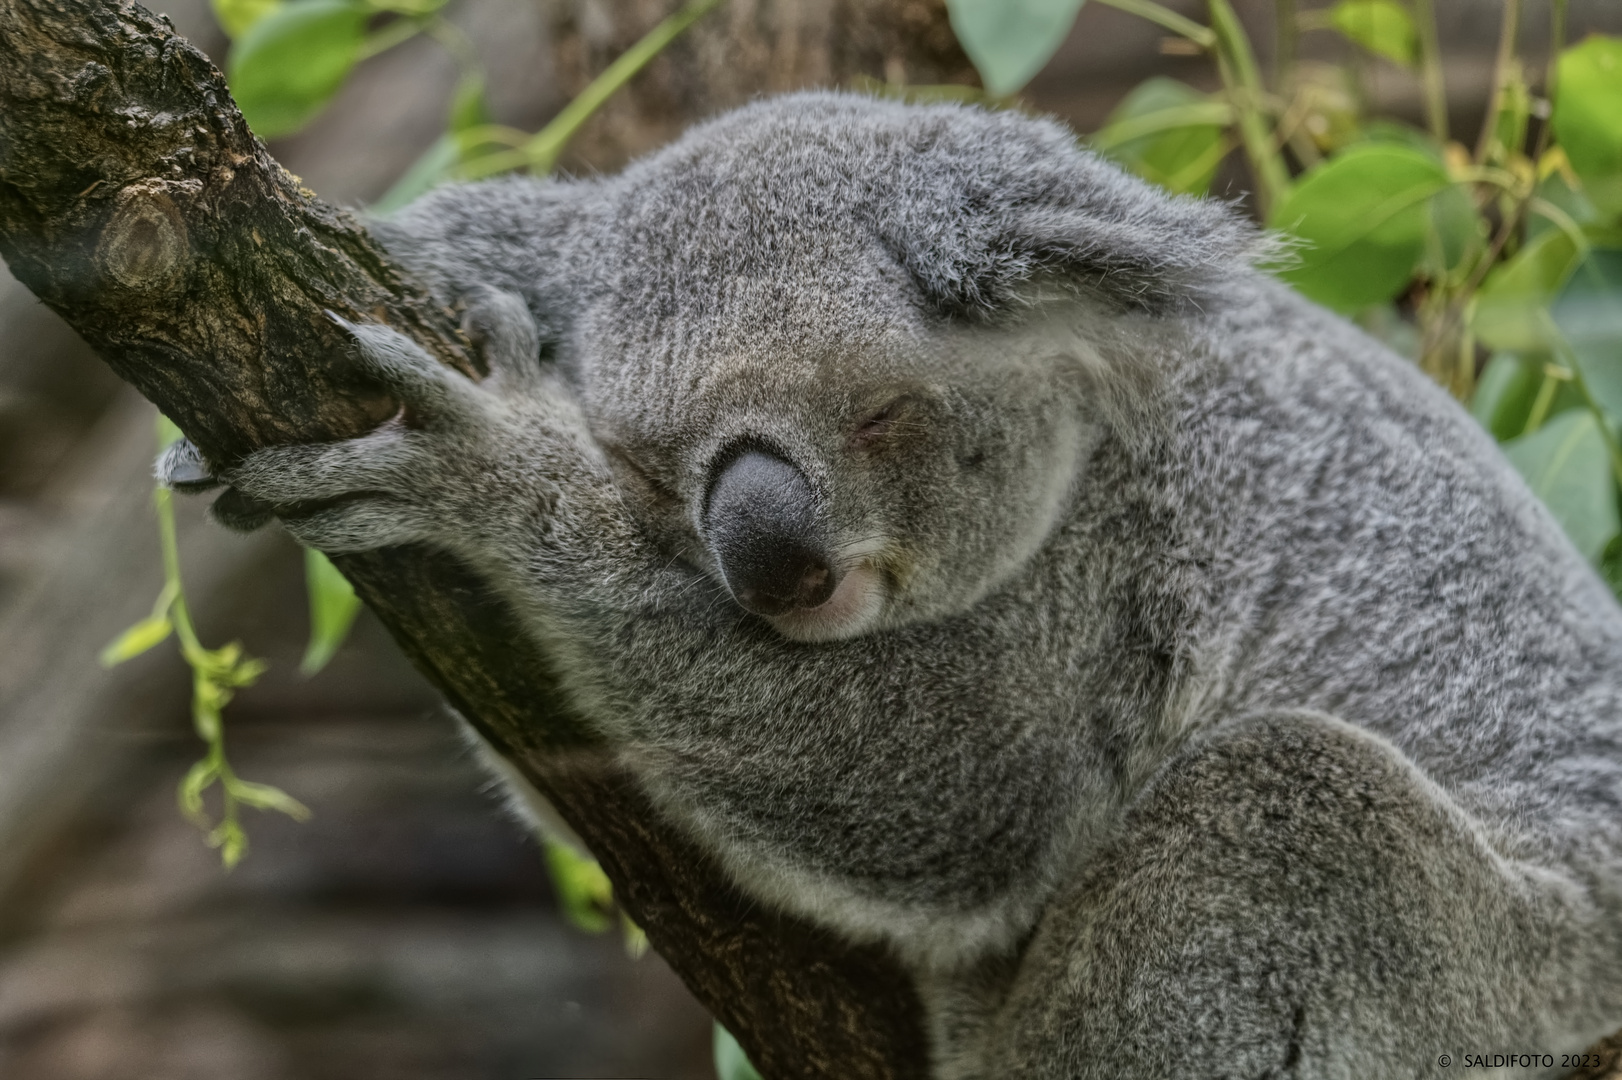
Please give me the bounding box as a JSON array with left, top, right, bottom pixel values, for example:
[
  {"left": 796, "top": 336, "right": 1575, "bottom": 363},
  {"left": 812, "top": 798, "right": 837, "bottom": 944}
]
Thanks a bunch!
[{"left": 704, "top": 449, "right": 837, "bottom": 617}]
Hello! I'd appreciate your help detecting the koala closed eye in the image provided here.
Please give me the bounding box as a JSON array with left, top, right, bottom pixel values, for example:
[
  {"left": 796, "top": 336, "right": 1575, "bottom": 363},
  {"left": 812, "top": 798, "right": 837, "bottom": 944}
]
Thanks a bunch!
[{"left": 849, "top": 393, "right": 930, "bottom": 451}]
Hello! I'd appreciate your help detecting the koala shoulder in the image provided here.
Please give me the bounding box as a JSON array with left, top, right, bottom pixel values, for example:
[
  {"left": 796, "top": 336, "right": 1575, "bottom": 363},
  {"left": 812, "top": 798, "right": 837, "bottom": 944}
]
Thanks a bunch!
[{"left": 366, "top": 175, "right": 606, "bottom": 329}]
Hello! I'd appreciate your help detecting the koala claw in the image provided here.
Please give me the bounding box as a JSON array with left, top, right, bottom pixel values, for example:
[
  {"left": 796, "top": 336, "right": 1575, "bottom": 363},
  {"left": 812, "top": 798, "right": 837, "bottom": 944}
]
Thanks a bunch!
[
  {"left": 154, "top": 437, "right": 220, "bottom": 492},
  {"left": 209, "top": 486, "right": 277, "bottom": 533}
]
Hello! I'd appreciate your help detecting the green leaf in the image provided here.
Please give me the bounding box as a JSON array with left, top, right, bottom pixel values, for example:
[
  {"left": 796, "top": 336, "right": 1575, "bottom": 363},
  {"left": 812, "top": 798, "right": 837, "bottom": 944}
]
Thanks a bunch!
[
  {"left": 228, "top": 0, "right": 371, "bottom": 139},
  {"left": 99, "top": 614, "right": 174, "bottom": 667},
  {"left": 1472, "top": 228, "right": 1585, "bottom": 351},
  {"left": 157, "top": 413, "right": 185, "bottom": 449},
  {"left": 1502, "top": 408, "right": 1620, "bottom": 564},
  {"left": 370, "top": 0, "right": 448, "bottom": 13},
  {"left": 713, "top": 1023, "right": 765, "bottom": 1080},
  {"left": 300, "top": 548, "right": 362, "bottom": 675},
  {"left": 1554, "top": 248, "right": 1622, "bottom": 427},
  {"left": 230, "top": 779, "right": 313, "bottom": 820},
  {"left": 177, "top": 758, "right": 218, "bottom": 823},
  {"left": 1528, "top": 168, "right": 1600, "bottom": 242},
  {"left": 544, "top": 837, "right": 614, "bottom": 933},
  {"left": 1427, "top": 181, "right": 1485, "bottom": 274},
  {"left": 212, "top": 0, "right": 284, "bottom": 39},
  {"left": 1552, "top": 35, "right": 1622, "bottom": 221},
  {"left": 210, "top": 818, "right": 249, "bottom": 869},
  {"left": 945, "top": 0, "right": 1087, "bottom": 97},
  {"left": 1470, "top": 352, "right": 1543, "bottom": 442},
  {"left": 1351, "top": 119, "right": 1443, "bottom": 155},
  {"left": 1355, "top": 303, "right": 1420, "bottom": 361},
  {"left": 1327, "top": 0, "right": 1418, "bottom": 67},
  {"left": 619, "top": 913, "right": 648, "bottom": 959},
  {"left": 1269, "top": 144, "right": 1449, "bottom": 311},
  {"left": 1602, "top": 534, "right": 1622, "bottom": 600},
  {"left": 1094, "top": 78, "right": 1229, "bottom": 195}
]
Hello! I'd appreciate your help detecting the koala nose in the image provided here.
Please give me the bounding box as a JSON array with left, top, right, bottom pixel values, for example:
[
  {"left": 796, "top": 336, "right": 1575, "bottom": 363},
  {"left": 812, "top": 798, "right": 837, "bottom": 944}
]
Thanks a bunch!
[{"left": 703, "top": 449, "right": 837, "bottom": 617}]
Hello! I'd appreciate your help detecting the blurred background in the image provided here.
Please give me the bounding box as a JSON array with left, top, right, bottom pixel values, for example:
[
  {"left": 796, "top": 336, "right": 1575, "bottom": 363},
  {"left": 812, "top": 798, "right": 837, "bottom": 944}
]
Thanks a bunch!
[{"left": 2, "top": 1, "right": 1620, "bottom": 1077}]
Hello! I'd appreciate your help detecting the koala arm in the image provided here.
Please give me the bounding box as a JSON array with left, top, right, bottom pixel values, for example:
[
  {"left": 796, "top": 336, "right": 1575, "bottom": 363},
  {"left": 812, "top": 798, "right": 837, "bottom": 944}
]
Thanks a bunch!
[
  {"left": 198, "top": 294, "right": 664, "bottom": 617},
  {"left": 934, "top": 709, "right": 1621, "bottom": 1080}
]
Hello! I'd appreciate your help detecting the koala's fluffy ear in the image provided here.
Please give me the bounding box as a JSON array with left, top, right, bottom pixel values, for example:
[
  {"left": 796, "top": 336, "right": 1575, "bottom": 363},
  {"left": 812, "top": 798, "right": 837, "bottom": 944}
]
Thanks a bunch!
[{"left": 875, "top": 107, "right": 1268, "bottom": 319}]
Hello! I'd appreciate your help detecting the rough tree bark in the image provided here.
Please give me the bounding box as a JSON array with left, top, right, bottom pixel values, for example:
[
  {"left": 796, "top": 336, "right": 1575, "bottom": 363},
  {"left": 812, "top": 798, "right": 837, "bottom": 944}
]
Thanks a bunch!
[{"left": 0, "top": 1, "right": 940, "bottom": 1076}]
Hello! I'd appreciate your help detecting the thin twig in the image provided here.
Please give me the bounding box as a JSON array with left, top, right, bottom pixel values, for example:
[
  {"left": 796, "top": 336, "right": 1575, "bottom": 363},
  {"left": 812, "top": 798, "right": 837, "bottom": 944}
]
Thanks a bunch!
[
  {"left": 1096, "top": 0, "right": 1217, "bottom": 48},
  {"left": 1475, "top": 0, "right": 1524, "bottom": 163}
]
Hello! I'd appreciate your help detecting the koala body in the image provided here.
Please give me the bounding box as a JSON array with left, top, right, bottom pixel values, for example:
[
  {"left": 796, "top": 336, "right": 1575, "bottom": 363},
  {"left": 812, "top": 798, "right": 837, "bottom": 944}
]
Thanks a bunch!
[{"left": 180, "top": 94, "right": 1622, "bottom": 1077}]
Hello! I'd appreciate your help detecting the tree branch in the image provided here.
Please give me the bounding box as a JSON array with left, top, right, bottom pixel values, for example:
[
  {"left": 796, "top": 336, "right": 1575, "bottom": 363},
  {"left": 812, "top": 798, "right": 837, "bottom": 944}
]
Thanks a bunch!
[{"left": 0, "top": 2, "right": 927, "bottom": 1076}]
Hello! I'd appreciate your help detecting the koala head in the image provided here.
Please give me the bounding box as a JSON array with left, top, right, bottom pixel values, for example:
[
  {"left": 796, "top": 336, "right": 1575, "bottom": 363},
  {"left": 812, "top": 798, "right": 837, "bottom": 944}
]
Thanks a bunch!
[{"left": 377, "top": 92, "right": 1260, "bottom": 642}]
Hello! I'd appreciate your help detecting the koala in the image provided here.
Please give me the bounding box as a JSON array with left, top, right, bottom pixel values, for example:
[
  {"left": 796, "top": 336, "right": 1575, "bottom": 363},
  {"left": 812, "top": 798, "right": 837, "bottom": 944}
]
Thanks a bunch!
[{"left": 160, "top": 92, "right": 1622, "bottom": 1078}]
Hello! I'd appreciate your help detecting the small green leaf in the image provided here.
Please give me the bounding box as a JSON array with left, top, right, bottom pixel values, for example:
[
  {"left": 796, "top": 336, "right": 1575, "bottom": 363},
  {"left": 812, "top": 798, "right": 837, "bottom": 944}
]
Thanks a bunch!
[
  {"left": 370, "top": 0, "right": 448, "bottom": 12},
  {"left": 1528, "top": 168, "right": 1600, "bottom": 242},
  {"left": 1552, "top": 35, "right": 1622, "bottom": 221},
  {"left": 178, "top": 758, "right": 218, "bottom": 823},
  {"left": 1094, "top": 78, "right": 1229, "bottom": 195},
  {"left": 301, "top": 548, "right": 362, "bottom": 675},
  {"left": 713, "top": 1023, "right": 765, "bottom": 1080},
  {"left": 1269, "top": 143, "right": 1449, "bottom": 311},
  {"left": 1355, "top": 303, "right": 1420, "bottom": 360},
  {"left": 1601, "top": 535, "right": 1622, "bottom": 601},
  {"left": 99, "top": 614, "right": 174, "bottom": 667},
  {"left": 1472, "top": 228, "right": 1585, "bottom": 351},
  {"left": 230, "top": 779, "right": 313, "bottom": 820},
  {"left": 228, "top": 0, "right": 371, "bottom": 139},
  {"left": 1327, "top": 0, "right": 1418, "bottom": 67},
  {"left": 210, "top": 818, "right": 249, "bottom": 869},
  {"left": 620, "top": 913, "right": 648, "bottom": 959},
  {"left": 1427, "top": 182, "right": 1485, "bottom": 274},
  {"left": 1470, "top": 352, "right": 1543, "bottom": 442},
  {"left": 544, "top": 837, "right": 614, "bottom": 933},
  {"left": 946, "top": 0, "right": 1087, "bottom": 97},
  {"left": 156, "top": 414, "right": 185, "bottom": 449},
  {"left": 1554, "top": 248, "right": 1622, "bottom": 428},
  {"left": 1351, "top": 119, "right": 1443, "bottom": 155},
  {"left": 212, "top": 0, "right": 284, "bottom": 39},
  {"left": 1502, "top": 408, "right": 1621, "bottom": 564}
]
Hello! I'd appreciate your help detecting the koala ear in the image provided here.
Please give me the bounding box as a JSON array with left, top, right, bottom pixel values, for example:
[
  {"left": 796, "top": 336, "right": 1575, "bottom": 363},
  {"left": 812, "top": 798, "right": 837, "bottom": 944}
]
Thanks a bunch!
[{"left": 876, "top": 112, "right": 1269, "bottom": 319}]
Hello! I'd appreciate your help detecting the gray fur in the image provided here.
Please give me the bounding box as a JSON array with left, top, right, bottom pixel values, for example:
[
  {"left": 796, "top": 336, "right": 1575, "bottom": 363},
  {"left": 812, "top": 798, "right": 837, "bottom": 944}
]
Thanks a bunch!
[{"left": 169, "top": 92, "right": 1622, "bottom": 1077}]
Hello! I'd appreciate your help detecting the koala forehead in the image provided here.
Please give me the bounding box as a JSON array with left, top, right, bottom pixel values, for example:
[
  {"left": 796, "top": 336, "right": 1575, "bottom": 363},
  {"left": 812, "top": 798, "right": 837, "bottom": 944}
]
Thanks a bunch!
[{"left": 566, "top": 93, "right": 1091, "bottom": 453}]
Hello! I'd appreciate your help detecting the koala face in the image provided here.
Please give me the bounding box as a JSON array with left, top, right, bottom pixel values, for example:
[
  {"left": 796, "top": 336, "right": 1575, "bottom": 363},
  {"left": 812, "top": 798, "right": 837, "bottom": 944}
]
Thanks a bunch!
[
  {"left": 376, "top": 92, "right": 1255, "bottom": 640},
  {"left": 582, "top": 296, "right": 1090, "bottom": 641}
]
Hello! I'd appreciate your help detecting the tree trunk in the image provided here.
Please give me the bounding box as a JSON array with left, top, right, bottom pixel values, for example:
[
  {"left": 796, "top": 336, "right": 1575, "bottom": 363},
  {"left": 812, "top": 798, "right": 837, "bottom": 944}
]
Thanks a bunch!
[
  {"left": 543, "top": 0, "right": 978, "bottom": 171},
  {"left": 0, "top": 1, "right": 953, "bottom": 1076}
]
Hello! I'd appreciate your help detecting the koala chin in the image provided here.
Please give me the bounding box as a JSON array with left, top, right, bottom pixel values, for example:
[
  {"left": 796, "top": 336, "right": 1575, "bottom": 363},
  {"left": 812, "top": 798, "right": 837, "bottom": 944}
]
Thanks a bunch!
[{"left": 167, "top": 92, "right": 1622, "bottom": 1078}]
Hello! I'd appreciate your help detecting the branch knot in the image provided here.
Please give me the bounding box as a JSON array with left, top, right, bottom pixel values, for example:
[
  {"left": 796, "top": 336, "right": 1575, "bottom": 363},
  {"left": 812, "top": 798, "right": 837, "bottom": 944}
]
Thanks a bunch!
[{"left": 98, "top": 178, "right": 194, "bottom": 291}]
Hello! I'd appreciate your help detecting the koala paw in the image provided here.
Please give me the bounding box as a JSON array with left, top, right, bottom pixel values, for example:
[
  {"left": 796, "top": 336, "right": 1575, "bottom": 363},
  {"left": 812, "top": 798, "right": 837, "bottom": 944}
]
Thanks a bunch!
[{"left": 158, "top": 291, "right": 557, "bottom": 554}]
